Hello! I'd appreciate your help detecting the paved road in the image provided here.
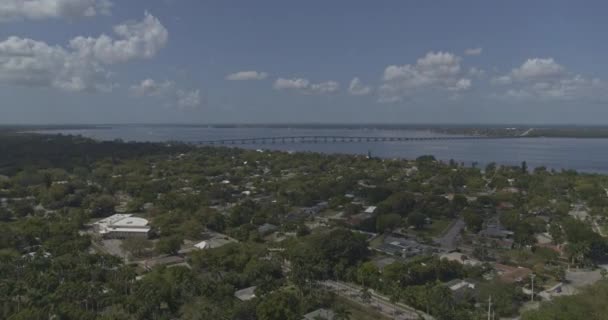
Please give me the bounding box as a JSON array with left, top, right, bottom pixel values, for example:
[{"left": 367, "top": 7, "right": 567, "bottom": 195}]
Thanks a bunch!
[
  {"left": 437, "top": 218, "right": 465, "bottom": 250},
  {"left": 321, "top": 280, "right": 434, "bottom": 320}
]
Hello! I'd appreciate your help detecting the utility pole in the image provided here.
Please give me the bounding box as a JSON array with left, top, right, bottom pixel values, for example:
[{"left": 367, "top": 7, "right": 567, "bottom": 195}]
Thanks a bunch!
[
  {"left": 487, "top": 295, "right": 492, "bottom": 320},
  {"left": 531, "top": 273, "right": 536, "bottom": 302}
]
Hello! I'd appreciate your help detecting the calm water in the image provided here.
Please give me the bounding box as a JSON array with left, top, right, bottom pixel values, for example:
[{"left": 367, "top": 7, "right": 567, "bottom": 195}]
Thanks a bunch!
[{"left": 35, "top": 126, "right": 608, "bottom": 174}]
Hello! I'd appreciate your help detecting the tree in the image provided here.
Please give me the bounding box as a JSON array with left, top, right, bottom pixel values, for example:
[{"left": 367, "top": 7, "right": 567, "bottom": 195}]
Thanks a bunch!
[
  {"left": 500, "top": 210, "right": 520, "bottom": 230},
  {"left": 356, "top": 262, "right": 380, "bottom": 288},
  {"left": 376, "top": 213, "right": 402, "bottom": 232},
  {"left": 256, "top": 291, "right": 301, "bottom": 320},
  {"left": 462, "top": 209, "right": 483, "bottom": 233},
  {"left": 381, "top": 192, "right": 416, "bottom": 216},
  {"left": 485, "top": 162, "right": 497, "bottom": 175},
  {"left": 408, "top": 212, "right": 427, "bottom": 230},
  {"left": 0, "top": 207, "right": 12, "bottom": 221},
  {"left": 296, "top": 224, "right": 310, "bottom": 237},
  {"left": 522, "top": 281, "right": 608, "bottom": 320},
  {"left": 13, "top": 201, "right": 33, "bottom": 218},
  {"left": 566, "top": 242, "right": 591, "bottom": 267},
  {"left": 478, "top": 281, "right": 524, "bottom": 317},
  {"left": 451, "top": 194, "right": 468, "bottom": 211},
  {"left": 90, "top": 195, "right": 116, "bottom": 217},
  {"left": 121, "top": 237, "right": 153, "bottom": 258},
  {"left": 333, "top": 304, "right": 351, "bottom": 320},
  {"left": 549, "top": 223, "right": 565, "bottom": 244},
  {"left": 155, "top": 236, "right": 183, "bottom": 255}
]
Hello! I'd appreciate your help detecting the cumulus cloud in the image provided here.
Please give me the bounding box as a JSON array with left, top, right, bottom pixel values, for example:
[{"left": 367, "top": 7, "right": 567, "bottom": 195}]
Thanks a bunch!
[
  {"left": 225, "top": 70, "right": 268, "bottom": 81},
  {"left": 69, "top": 12, "right": 168, "bottom": 64},
  {"left": 0, "top": 36, "right": 113, "bottom": 92},
  {"left": 464, "top": 47, "right": 482, "bottom": 56},
  {"left": 131, "top": 78, "right": 201, "bottom": 109},
  {"left": 273, "top": 77, "right": 340, "bottom": 94},
  {"left": 310, "top": 80, "right": 339, "bottom": 94},
  {"left": 0, "top": 0, "right": 112, "bottom": 22},
  {"left": 448, "top": 78, "right": 471, "bottom": 91},
  {"left": 0, "top": 12, "right": 167, "bottom": 92},
  {"left": 378, "top": 51, "right": 472, "bottom": 102},
  {"left": 492, "top": 58, "right": 605, "bottom": 100},
  {"left": 509, "top": 58, "right": 565, "bottom": 82},
  {"left": 273, "top": 77, "right": 310, "bottom": 90},
  {"left": 130, "top": 78, "right": 174, "bottom": 96},
  {"left": 348, "top": 77, "right": 372, "bottom": 96}
]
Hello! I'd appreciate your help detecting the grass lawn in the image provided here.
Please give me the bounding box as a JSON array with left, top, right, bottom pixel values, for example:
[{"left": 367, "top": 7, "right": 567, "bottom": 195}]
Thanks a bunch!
[
  {"left": 335, "top": 296, "right": 390, "bottom": 320},
  {"left": 408, "top": 217, "right": 453, "bottom": 238},
  {"left": 427, "top": 218, "right": 452, "bottom": 236},
  {"left": 369, "top": 233, "right": 385, "bottom": 248}
]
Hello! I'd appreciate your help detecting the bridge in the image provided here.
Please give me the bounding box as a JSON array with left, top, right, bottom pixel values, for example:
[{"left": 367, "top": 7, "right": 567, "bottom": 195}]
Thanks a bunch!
[{"left": 193, "top": 135, "right": 523, "bottom": 145}]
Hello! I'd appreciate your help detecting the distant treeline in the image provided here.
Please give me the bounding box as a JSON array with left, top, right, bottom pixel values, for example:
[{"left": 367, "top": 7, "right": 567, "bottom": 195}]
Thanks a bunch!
[
  {"left": 433, "top": 127, "right": 608, "bottom": 138},
  {"left": 0, "top": 133, "right": 191, "bottom": 176}
]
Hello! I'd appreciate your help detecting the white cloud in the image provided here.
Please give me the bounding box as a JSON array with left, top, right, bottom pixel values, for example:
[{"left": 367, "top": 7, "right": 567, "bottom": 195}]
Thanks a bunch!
[
  {"left": 130, "top": 78, "right": 174, "bottom": 96},
  {"left": 273, "top": 77, "right": 340, "bottom": 94},
  {"left": 225, "top": 70, "right": 268, "bottom": 81},
  {"left": 0, "top": 0, "right": 112, "bottom": 22},
  {"left": 464, "top": 47, "right": 483, "bottom": 56},
  {"left": 468, "top": 67, "right": 485, "bottom": 77},
  {"left": 131, "top": 78, "right": 201, "bottom": 109},
  {"left": 310, "top": 80, "right": 339, "bottom": 94},
  {"left": 0, "top": 12, "right": 167, "bottom": 92},
  {"left": 0, "top": 36, "right": 112, "bottom": 92},
  {"left": 273, "top": 77, "right": 309, "bottom": 90},
  {"left": 348, "top": 77, "right": 372, "bottom": 96},
  {"left": 511, "top": 58, "right": 565, "bottom": 81},
  {"left": 492, "top": 58, "right": 605, "bottom": 100},
  {"left": 69, "top": 12, "right": 168, "bottom": 64},
  {"left": 448, "top": 78, "right": 471, "bottom": 91},
  {"left": 177, "top": 89, "right": 201, "bottom": 108},
  {"left": 378, "top": 51, "right": 472, "bottom": 102}
]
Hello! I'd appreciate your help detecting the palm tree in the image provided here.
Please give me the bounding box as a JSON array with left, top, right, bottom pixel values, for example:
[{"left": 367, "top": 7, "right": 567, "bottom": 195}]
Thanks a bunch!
[{"left": 566, "top": 242, "right": 590, "bottom": 267}]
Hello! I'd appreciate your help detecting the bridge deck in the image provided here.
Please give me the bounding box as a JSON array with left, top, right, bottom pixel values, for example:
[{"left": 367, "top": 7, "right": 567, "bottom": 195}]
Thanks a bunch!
[{"left": 193, "top": 135, "right": 524, "bottom": 145}]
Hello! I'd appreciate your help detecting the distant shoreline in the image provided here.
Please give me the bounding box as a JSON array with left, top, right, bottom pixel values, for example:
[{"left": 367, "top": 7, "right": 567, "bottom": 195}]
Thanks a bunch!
[{"left": 13, "top": 123, "right": 608, "bottom": 139}]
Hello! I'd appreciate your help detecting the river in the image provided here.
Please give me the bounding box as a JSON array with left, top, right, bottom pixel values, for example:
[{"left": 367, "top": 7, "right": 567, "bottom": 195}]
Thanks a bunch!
[{"left": 34, "top": 125, "right": 608, "bottom": 174}]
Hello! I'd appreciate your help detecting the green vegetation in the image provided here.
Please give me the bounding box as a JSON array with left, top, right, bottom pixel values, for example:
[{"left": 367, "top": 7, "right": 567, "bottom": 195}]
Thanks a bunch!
[
  {"left": 523, "top": 281, "right": 608, "bottom": 320},
  {"left": 3, "top": 131, "right": 608, "bottom": 319}
]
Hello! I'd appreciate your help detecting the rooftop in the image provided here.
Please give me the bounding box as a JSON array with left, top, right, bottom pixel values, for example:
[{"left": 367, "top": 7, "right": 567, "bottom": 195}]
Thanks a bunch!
[
  {"left": 302, "top": 308, "right": 335, "bottom": 320},
  {"left": 94, "top": 214, "right": 150, "bottom": 235},
  {"left": 234, "top": 286, "right": 257, "bottom": 301}
]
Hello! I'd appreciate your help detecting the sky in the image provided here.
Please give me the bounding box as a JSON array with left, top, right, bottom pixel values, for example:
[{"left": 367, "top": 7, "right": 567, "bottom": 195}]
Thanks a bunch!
[{"left": 2, "top": 0, "right": 608, "bottom": 124}]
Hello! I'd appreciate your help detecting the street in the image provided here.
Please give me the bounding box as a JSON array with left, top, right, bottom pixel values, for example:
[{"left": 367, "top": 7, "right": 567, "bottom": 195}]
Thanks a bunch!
[
  {"left": 437, "top": 218, "right": 465, "bottom": 249},
  {"left": 321, "top": 280, "right": 434, "bottom": 320}
]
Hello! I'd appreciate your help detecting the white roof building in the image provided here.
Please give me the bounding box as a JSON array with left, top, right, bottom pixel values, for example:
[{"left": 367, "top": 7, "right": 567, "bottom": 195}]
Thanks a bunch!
[
  {"left": 234, "top": 286, "right": 257, "bottom": 301},
  {"left": 364, "top": 206, "right": 377, "bottom": 214},
  {"left": 194, "top": 233, "right": 237, "bottom": 250},
  {"left": 94, "top": 214, "right": 151, "bottom": 239}
]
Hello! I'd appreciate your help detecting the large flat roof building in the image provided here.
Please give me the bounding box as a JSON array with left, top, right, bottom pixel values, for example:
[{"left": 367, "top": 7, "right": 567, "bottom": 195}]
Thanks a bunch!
[{"left": 93, "top": 214, "right": 151, "bottom": 239}]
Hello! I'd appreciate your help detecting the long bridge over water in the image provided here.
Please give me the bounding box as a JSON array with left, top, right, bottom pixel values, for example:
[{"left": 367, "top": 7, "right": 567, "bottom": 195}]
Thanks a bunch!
[{"left": 194, "top": 135, "right": 524, "bottom": 145}]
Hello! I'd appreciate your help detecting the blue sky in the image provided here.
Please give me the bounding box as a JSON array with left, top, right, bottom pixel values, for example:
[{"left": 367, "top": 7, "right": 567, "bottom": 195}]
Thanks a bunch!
[{"left": 2, "top": 0, "right": 608, "bottom": 124}]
